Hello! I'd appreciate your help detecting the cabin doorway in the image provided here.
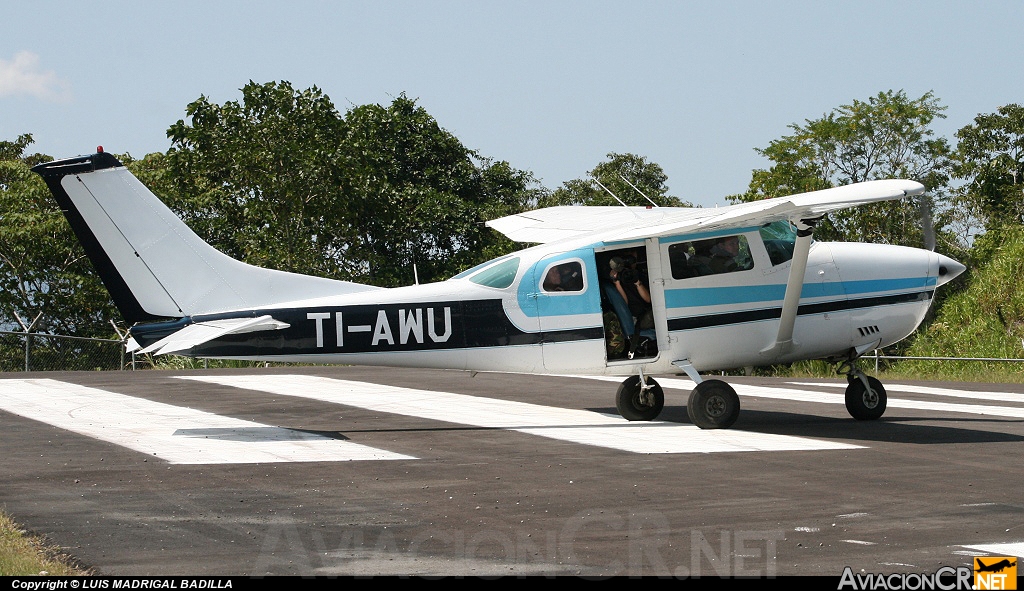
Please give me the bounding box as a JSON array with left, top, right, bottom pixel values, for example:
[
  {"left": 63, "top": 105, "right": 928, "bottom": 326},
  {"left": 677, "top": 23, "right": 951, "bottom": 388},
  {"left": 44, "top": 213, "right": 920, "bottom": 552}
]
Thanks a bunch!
[{"left": 595, "top": 244, "right": 659, "bottom": 363}]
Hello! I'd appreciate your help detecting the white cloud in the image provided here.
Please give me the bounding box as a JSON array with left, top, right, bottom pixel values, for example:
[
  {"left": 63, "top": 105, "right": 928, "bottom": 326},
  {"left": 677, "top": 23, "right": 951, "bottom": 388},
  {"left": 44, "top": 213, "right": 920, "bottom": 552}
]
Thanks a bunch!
[{"left": 0, "top": 51, "right": 72, "bottom": 102}]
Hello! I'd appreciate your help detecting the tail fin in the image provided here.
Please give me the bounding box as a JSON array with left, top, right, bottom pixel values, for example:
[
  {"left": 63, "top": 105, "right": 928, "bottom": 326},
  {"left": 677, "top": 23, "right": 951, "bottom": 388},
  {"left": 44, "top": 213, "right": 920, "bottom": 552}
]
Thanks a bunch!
[{"left": 33, "top": 150, "right": 378, "bottom": 324}]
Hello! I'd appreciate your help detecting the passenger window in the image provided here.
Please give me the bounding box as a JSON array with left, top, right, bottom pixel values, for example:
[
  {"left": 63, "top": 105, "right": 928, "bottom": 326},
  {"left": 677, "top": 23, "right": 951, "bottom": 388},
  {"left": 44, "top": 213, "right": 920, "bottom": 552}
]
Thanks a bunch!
[
  {"left": 469, "top": 257, "right": 521, "bottom": 289},
  {"left": 759, "top": 221, "right": 797, "bottom": 266},
  {"left": 541, "top": 261, "right": 584, "bottom": 292},
  {"left": 669, "top": 235, "right": 754, "bottom": 279}
]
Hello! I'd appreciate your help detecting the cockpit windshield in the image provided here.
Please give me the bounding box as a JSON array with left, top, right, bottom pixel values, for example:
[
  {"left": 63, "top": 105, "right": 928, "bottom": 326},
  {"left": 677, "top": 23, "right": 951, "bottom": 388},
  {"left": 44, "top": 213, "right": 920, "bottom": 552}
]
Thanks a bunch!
[
  {"left": 461, "top": 256, "right": 521, "bottom": 289},
  {"left": 759, "top": 221, "right": 798, "bottom": 266}
]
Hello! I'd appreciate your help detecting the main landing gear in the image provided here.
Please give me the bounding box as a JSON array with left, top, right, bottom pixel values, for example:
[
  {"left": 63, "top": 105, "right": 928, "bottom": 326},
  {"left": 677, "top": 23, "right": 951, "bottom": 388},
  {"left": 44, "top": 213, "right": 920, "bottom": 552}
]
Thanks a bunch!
[
  {"left": 836, "top": 360, "right": 887, "bottom": 421},
  {"left": 686, "top": 379, "right": 740, "bottom": 429},
  {"left": 614, "top": 366, "right": 741, "bottom": 429}
]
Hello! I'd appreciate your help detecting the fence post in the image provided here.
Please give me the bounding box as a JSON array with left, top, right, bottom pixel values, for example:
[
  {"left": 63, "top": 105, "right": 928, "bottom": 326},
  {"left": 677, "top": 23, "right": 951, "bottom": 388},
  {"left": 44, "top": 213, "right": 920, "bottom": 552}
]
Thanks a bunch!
[{"left": 24, "top": 332, "right": 30, "bottom": 372}]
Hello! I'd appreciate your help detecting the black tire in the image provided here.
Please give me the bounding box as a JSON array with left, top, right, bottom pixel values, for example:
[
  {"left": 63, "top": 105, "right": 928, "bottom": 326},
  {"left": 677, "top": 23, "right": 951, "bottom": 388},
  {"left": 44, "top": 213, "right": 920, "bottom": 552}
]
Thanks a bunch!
[
  {"left": 615, "top": 375, "right": 665, "bottom": 421},
  {"left": 686, "top": 379, "right": 740, "bottom": 429},
  {"left": 845, "top": 376, "right": 887, "bottom": 420}
]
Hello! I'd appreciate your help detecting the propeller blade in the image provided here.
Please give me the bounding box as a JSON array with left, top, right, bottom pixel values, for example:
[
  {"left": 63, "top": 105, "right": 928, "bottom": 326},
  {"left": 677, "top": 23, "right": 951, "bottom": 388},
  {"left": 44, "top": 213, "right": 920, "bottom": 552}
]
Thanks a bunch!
[{"left": 920, "top": 196, "right": 936, "bottom": 251}]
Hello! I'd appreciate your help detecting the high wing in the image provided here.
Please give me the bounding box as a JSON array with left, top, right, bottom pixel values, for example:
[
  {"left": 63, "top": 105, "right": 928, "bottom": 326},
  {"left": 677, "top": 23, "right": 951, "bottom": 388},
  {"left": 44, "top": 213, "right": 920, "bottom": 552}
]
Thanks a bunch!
[
  {"left": 485, "top": 206, "right": 699, "bottom": 244},
  {"left": 487, "top": 179, "right": 926, "bottom": 244},
  {"left": 127, "top": 315, "right": 289, "bottom": 355}
]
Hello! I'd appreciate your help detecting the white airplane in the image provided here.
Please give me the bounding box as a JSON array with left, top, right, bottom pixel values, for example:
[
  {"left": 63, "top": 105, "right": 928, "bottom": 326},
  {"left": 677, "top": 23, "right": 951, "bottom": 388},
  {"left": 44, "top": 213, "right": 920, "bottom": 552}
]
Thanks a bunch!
[{"left": 33, "top": 149, "right": 965, "bottom": 429}]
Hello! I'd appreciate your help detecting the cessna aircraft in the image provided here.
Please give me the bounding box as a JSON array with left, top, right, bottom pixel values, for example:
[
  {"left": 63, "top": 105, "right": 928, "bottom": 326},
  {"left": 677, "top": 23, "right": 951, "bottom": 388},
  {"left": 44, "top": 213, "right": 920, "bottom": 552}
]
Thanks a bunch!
[{"left": 33, "top": 149, "right": 965, "bottom": 430}]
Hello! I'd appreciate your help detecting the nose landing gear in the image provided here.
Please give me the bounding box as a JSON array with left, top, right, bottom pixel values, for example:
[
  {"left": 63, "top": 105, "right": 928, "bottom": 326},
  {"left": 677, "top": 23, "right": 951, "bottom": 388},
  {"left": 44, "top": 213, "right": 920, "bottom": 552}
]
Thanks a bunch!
[{"left": 836, "top": 360, "right": 887, "bottom": 421}]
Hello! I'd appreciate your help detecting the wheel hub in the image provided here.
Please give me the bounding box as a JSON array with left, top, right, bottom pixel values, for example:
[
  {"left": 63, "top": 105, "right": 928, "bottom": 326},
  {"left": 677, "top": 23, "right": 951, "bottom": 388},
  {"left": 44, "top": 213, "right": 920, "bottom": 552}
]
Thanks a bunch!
[
  {"left": 862, "top": 389, "right": 879, "bottom": 409},
  {"left": 704, "top": 395, "right": 726, "bottom": 418}
]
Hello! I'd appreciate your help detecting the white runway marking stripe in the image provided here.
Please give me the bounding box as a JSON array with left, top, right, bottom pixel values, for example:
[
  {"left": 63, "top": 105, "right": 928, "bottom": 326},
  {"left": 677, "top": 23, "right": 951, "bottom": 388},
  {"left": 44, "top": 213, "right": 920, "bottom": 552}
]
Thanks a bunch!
[
  {"left": 0, "top": 379, "right": 414, "bottom": 464},
  {"left": 778, "top": 381, "right": 1024, "bottom": 418},
  {"left": 959, "top": 542, "right": 1024, "bottom": 558},
  {"left": 790, "top": 381, "right": 1024, "bottom": 404},
  {"left": 179, "top": 375, "right": 862, "bottom": 454}
]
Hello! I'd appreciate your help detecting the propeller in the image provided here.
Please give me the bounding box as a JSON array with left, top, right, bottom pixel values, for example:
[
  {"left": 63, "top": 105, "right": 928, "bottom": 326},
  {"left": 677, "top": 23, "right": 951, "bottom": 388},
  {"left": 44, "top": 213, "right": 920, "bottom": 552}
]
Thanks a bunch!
[{"left": 919, "top": 195, "right": 936, "bottom": 251}]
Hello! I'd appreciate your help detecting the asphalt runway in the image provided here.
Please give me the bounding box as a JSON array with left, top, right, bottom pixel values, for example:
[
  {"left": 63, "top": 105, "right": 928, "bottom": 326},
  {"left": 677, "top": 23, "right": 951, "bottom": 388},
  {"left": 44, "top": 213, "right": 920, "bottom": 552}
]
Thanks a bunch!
[{"left": 1, "top": 366, "right": 1023, "bottom": 577}]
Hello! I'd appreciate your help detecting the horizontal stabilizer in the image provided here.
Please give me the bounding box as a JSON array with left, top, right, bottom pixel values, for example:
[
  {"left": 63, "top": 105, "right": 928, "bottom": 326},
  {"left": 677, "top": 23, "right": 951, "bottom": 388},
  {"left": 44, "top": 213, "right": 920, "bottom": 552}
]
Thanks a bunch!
[{"left": 133, "top": 315, "right": 289, "bottom": 355}]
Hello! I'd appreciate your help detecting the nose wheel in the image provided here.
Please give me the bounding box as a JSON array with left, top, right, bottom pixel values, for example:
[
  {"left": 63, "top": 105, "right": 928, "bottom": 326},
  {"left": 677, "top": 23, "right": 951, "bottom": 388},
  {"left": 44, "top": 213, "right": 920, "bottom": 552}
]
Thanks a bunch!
[
  {"left": 836, "top": 360, "right": 887, "bottom": 421},
  {"left": 615, "top": 375, "right": 665, "bottom": 421},
  {"left": 845, "top": 373, "right": 887, "bottom": 420}
]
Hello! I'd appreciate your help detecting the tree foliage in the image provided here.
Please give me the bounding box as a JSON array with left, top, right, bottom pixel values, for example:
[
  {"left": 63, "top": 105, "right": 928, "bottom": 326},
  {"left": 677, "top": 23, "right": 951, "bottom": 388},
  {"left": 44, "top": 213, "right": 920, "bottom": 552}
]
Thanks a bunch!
[
  {"left": 953, "top": 104, "right": 1024, "bottom": 249},
  {"left": 166, "top": 81, "right": 356, "bottom": 278},
  {"left": 538, "top": 152, "right": 691, "bottom": 208},
  {"left": 734, "top": 90, "right": 955, "bottom": 251},
  {"left": 341, "top": 95, "right": 539, "bottom": 285},
  {"left": 166, "top": 82, "right": 539, "bottom": 287},
  {"left": 0, "top": 134, "right": 119, "bottom": 337}
]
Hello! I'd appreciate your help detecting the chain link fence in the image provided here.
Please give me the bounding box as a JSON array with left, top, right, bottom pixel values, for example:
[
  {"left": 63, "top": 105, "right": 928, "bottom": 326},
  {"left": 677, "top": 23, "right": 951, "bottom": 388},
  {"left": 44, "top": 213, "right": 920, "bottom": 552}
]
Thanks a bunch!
[{"left": 0, "top": 331, "right": 126, "bottom": 372}]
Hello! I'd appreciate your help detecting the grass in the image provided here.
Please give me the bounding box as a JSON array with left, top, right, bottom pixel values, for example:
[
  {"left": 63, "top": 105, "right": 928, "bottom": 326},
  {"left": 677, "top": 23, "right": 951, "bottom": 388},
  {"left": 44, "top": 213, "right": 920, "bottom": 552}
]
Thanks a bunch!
[
  {"left": 784, "top": 358, "right": 1024, "bottom": 383},
  {"left": 0, "top": 510, "right": 91, "bottom": 576}
]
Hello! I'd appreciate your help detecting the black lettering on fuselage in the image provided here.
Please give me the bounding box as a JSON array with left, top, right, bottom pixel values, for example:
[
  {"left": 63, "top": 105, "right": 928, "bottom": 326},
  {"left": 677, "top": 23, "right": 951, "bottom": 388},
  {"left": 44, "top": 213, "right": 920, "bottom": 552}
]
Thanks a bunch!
[{"left": 309, "top": 306, "right": 453, "bottom": 349}]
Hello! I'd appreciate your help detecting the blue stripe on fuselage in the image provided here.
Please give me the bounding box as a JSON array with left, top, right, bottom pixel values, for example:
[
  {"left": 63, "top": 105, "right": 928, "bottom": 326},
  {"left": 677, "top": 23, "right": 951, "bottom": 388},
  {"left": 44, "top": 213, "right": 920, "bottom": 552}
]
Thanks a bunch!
[{"left": 664, "top": 277, "right": 936, "bottom": 309}]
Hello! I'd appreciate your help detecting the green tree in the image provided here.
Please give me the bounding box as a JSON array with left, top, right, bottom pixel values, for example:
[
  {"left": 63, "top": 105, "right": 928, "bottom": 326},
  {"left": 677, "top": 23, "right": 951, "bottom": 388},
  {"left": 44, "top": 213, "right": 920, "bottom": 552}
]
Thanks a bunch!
[
  {"left": 0, "top": 134, "right": 119, "bottom": 341},
  {"left": 166, "top": 82, "right": 538, "bottom": 287},
  {"left": 538, "top": 152, "right": 691, "bottom": 208},
  {"left": 734, "top": 90, "right": 955, "bottom": 250},
  {"left": 343, "top": 95, "right": 540, "bottom": 285},
  {"left": 167, "top": 81, "right": 358, "bottom": 278},
  {"left": 952, "top": 104, "right": 1024, "bottom": 260}
]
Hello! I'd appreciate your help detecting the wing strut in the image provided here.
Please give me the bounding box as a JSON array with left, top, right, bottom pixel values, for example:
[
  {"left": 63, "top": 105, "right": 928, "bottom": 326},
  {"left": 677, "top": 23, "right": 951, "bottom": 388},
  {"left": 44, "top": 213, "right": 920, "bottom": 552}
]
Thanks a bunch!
[{"left": 761, "top": 219, "right": 818, "bottom": 357}]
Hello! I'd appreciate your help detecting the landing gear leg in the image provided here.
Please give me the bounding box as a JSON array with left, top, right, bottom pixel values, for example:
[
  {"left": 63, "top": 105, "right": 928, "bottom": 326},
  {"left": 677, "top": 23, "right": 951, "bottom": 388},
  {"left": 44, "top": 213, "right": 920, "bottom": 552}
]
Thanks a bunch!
[
  {"left": 836, "top": 360, "right": 887, "bottom": 421},
  {"left": 615, "top": 368, "right": 664, "bottom": 421}
]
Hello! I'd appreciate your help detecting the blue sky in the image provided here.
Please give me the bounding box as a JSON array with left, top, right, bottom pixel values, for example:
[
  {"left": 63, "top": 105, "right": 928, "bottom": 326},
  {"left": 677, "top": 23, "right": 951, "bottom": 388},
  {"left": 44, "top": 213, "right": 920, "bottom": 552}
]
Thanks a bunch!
[{"left": 3, "top": 1, "right": 1022, "bottom": 207}]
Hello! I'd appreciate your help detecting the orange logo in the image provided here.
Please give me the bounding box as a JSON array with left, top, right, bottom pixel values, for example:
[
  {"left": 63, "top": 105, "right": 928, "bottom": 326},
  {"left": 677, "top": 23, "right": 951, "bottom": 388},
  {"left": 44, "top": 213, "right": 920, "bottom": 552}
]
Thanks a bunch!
[{"left": 974, "top": 556, "right": 1017, "bottom": 590}]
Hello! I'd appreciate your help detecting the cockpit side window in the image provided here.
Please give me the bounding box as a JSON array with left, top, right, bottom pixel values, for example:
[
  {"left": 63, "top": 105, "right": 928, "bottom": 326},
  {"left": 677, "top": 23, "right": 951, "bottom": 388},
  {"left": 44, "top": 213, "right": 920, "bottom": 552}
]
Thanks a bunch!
[
  {"left": 541, "top": 260, "right": 585, "bottom": 293},
  {"left": 468, "top": 256, "right": 521, "bottom": 289},
  {"left": 759, "top": 221, "right": 797, "bottom": 266},
  {"left": 668, "top": 235, "right": 754, "bottom": 279}
]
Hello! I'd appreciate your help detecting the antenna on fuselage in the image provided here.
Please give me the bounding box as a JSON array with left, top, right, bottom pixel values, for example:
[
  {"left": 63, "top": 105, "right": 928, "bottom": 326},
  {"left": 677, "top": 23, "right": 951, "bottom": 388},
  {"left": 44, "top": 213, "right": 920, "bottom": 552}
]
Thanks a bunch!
[{"left": 618, "top": 174, "right": 659, "bottom": 207}]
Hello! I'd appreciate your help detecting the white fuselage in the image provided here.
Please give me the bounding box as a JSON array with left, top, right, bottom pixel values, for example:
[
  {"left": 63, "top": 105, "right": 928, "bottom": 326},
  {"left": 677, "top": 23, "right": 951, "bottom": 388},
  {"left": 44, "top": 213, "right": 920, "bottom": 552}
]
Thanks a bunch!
[{"left": 179, "top": 227, "right": 956, "bottom": 377}]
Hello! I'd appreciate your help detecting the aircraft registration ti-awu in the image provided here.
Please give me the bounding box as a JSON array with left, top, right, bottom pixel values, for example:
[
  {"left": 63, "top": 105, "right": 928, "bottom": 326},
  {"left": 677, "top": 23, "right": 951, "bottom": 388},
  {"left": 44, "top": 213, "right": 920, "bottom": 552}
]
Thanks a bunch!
[{"left": 33, "top": 149, "right": 966, "bottom": 429}]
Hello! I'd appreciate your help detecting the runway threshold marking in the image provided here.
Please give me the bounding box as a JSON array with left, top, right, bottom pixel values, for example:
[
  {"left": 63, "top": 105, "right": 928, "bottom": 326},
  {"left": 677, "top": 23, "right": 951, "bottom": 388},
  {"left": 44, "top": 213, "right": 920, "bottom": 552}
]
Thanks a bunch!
[
  {"left": 0, "top": 379, "right": 415, "bottom": 464},
  {"left": 579, "top": 376, "right": 1024, "bottom": 419},
  {"left": 178, "top": 375, "right": 862, "bottom": 454}
]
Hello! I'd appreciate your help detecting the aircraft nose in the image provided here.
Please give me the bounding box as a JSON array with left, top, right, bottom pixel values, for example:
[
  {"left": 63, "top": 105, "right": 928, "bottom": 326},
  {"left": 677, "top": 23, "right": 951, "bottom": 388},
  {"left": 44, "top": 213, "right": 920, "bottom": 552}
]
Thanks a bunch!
[{"left": 935, "top": 254, "right": 966, "bottom": 287}]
